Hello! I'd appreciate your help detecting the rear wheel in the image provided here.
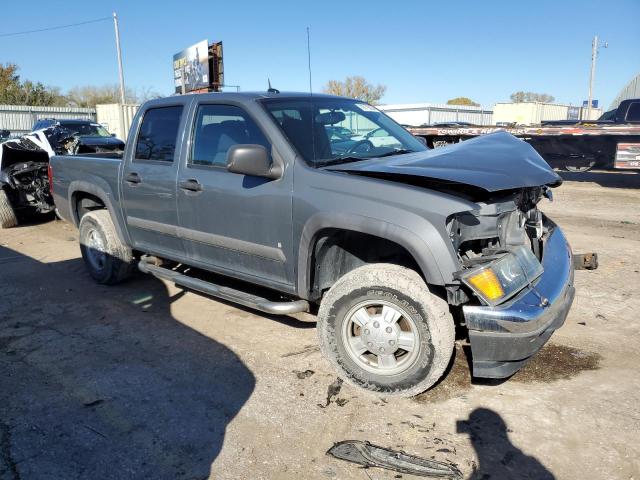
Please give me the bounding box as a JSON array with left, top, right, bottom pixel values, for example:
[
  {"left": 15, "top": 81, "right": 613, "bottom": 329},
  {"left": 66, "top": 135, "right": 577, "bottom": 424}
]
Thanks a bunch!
[
  {"left": 0, "top": 189, "right": 18, "bottom": 228},
  {"left": 317, "top": 264, "right": 455, "bottom": 397},
  {"left": 79, "top": 209, "right": 134, "bottom": 284},
  {"left": 565, "top": 161, "right": 595, "bottom": 173}
]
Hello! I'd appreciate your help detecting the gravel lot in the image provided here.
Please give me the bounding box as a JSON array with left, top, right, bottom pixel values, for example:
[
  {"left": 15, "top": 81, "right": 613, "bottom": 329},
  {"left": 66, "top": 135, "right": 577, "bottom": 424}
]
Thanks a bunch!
[{"left": 1, "top": 170, "right": 639, "bottom": 480}]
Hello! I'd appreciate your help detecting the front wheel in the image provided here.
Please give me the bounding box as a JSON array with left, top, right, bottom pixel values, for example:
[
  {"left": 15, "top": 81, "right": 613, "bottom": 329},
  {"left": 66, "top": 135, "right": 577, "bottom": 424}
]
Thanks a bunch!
[{"left": 317, "top": 264, "right": 455, "bottom": 397}]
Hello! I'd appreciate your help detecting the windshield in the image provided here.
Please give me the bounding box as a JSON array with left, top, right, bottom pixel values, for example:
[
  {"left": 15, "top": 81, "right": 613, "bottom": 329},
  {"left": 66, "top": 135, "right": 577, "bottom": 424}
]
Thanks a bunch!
[
  {"left": 60, "top": 123, "right": 112, "bottom": 137},
  {"left": 598, "top": 108, "right": 617, "bottom": 121},
  {"left": 262, "top": 98, "right": 427, "bottom": 167}
]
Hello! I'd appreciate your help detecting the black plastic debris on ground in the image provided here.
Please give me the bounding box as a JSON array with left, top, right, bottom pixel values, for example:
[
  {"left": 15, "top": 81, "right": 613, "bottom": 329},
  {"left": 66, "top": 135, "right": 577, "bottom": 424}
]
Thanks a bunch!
[
  {"left": 327, "top": 440, "right": 462, "bottom": 479},
  {"left": 294, "top": 369, "right": 315, "bottom": 379},
  {"left": 318, "top": 377, "right": 344, "bottom": 408}
]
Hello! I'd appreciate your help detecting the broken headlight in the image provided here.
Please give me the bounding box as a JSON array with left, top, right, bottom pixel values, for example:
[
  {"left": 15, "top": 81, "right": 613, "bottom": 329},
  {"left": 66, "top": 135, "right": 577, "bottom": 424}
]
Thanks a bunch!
[{"left": 459, "top": 245, "right": 543, "bottom": 306}]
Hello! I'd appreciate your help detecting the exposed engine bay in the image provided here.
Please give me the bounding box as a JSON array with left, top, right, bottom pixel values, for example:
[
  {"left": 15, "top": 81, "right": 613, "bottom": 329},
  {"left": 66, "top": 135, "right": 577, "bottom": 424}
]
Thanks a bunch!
[
  {"left": 447, "top": 186, "right": 552, "bottom": 306},
  {"left": 449, "top": 186, "right": 549, "bottom": 263}
]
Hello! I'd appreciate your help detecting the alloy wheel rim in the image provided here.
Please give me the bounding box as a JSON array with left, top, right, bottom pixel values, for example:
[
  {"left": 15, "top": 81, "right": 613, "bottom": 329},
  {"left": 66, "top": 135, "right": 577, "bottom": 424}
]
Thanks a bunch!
[
  {"left": 341, "top": 300, "right": 420, "bottom": 376},
  {"left": 86, "top": 228, "right": 107, "bottom": 272}
]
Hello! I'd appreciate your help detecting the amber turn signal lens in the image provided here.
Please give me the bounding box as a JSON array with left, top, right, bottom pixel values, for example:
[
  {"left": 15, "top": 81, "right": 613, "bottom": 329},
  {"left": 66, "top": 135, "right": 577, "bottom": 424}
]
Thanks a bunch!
[{"left": 467, "top": 269, "right": 504, "bottom": 302}]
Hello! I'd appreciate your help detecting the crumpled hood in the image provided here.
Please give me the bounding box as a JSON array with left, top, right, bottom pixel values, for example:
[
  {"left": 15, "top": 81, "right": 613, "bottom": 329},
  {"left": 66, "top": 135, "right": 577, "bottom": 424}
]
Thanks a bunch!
[{"left": 326, "top": 131, "right": 562, "bottom": 192}]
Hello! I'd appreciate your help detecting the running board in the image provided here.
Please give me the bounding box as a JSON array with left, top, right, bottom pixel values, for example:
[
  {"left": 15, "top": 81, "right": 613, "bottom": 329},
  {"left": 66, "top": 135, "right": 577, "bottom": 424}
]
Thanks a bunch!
[{"left": 138, "top": 260, "right": 309, "bottom": 315}]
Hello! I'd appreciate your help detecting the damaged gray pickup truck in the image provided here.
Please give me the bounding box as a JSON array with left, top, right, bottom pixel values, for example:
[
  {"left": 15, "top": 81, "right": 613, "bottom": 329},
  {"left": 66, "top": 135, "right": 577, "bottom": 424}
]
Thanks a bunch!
[{"left": 50, "top": 92, "right": 575, "bottom": 396}]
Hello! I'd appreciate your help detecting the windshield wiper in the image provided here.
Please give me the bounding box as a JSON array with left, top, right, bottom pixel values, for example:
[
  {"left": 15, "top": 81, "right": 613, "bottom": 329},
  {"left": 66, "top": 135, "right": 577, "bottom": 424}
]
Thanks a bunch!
[
  {"left": 317, "top": 149, "right": 415, "bottom": 168},
  {"left": 316, "top": 156, "right": 370, "bottom": 168},
  {"left": 375, "top": 148, "right": 415, "bottom": 158}
]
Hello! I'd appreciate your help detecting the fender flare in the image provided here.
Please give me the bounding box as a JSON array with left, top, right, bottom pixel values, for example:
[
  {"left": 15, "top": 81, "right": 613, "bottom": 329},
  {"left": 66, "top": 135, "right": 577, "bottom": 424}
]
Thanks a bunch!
[
  {"left": 297, "top": 212, "right": 447, "bottom": 299},
  {"left": 68, "top": 179, "right": 131, "bottom": 246}
]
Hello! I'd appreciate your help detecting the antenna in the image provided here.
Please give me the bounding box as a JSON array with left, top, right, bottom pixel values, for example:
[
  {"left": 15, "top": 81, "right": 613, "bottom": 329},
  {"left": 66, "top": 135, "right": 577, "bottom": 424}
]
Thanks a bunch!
[
  {"left": 306, "top": 26, "right": 313, "bottom": 95},
  {"left": 267, "top": 78, "right": 279, "bottom": 94},
  {"left": 306, "top": 27, "right": 316, "bottom": 163}
]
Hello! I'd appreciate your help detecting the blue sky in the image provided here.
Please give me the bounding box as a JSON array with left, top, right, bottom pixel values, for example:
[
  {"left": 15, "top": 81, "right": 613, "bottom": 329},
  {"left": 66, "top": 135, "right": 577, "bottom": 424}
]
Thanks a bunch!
[{"left": 2, "top": 0, "right": 639, "bottom": 108}]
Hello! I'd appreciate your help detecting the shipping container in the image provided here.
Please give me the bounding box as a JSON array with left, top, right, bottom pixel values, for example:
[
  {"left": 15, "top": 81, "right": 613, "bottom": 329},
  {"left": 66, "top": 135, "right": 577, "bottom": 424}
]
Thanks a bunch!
[{"left": 95, "top": 104, "right": 140, "bottom": 141}]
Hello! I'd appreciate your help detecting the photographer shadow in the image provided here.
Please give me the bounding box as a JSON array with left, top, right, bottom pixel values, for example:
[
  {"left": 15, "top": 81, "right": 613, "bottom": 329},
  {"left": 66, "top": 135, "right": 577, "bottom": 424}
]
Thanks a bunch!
[{"left": 458, "top": 408, "right": 555, "bottom": 480}]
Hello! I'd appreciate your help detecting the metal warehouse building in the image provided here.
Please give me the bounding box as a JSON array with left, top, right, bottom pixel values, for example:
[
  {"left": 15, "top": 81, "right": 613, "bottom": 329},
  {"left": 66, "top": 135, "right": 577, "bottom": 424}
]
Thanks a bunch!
[
  {"left": 0, "top": 105, "right": 96, "bottom": 136},
  {"left": 609, "top": 73, "right": 640, "bottom": 110},
  {"left": 377, "top": 103, "right": 493, "bottom": 126}
]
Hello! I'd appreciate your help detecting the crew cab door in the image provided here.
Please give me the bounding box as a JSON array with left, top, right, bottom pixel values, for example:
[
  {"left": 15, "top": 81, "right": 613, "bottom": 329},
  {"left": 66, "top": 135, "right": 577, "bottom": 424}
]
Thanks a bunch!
[
  {"left": 121, "top": 103, "right": 189, "bottom": 258},
  {"left": 176, "top": 101, "right": 294, "bottom": 289}
]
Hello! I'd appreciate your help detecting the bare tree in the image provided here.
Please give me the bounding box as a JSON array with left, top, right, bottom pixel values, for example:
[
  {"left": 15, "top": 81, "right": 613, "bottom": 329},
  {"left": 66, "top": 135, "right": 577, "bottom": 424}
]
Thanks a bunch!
[
  {"left": 447, "top": 97, "right": 480, "bottom": 106},
  {"left": 66, "top": 84, "right": 162, "bottom": 107},
  {"left": 510, "top": 91, "right": 555, "bottom": 103},
  {"left": 323, "top": 76, "right": 387, "bottom": 104}
]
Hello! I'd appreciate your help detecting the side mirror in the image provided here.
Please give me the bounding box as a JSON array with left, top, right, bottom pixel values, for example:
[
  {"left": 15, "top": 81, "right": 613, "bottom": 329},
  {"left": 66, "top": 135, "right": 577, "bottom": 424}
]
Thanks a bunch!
[
  {"left": 226, "top": 144, "right": 281, "bottom": 179},
  {"left": 111, "top": 133, "right": 117, "bottom": 137}
]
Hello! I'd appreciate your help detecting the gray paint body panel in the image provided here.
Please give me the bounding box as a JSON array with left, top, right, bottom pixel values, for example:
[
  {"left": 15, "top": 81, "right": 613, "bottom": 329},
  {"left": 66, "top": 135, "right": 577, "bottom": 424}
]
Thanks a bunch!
[{"left": 50, "top": 92, "right": 557, "bottom": 301}]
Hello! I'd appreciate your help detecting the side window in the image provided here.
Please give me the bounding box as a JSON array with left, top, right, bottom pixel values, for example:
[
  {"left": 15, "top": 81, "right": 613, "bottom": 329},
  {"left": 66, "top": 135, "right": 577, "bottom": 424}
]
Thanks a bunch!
[
  {"left": 190, "top": 104, "right": 269, "bottom": 167},
  {"left": 626, "top": 102, "right": 640, "bottom": 122},
  {"left": 134, "top": 106, "right": 184, "bottom": 162}
]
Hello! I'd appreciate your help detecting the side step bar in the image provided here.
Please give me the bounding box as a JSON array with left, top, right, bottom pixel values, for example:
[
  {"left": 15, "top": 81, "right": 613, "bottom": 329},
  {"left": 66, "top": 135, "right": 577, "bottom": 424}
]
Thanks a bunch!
[{"left": 138, "top": 260, "right": 309, "bottom": 315}]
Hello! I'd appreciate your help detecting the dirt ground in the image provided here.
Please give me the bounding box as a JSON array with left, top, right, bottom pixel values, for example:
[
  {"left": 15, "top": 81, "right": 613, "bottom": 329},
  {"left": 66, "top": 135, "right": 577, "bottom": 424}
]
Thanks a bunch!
[{"left": 1, "top": 170, "right": 639, "bottom": 480}]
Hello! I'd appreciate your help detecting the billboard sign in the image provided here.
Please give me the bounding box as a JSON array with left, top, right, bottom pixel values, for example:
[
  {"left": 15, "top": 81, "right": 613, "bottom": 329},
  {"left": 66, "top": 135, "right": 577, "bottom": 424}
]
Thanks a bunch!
[
  {"left": 567, "top": 106, "right": 580, "bottom": 121},
  {"left": 582, "top": 99, "right": 599, "bottom": 108},
  {"left": 173, "top": 40, "right": 210, "bottom": 94}
]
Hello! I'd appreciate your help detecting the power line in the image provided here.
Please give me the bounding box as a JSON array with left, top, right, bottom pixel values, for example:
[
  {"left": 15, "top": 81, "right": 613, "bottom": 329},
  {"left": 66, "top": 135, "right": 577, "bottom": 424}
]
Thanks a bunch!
[{"left": 0, "top": 16, "right": 111, "bottom": 38}]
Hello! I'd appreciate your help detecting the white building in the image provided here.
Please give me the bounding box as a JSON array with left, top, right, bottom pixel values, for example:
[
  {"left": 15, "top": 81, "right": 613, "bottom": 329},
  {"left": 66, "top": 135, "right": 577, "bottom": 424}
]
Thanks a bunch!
[
  {"left": 377, "top": 103, "right": 493, "bottom": 126},
  {"left": 492, "top": 102, "right": 602, "bottom": 125}
]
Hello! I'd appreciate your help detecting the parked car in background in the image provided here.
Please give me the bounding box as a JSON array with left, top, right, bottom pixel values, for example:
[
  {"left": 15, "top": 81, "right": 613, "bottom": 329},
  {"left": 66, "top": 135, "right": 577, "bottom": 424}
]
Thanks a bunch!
[
  {"left": 32, "top": 119, "right": 125, "bottom": 153},
  {"left": 0, "top": 131, "right": 54, "bottom": 228},
  {"left": 0, "top": 119, "right": 124, "bottom": 228}
]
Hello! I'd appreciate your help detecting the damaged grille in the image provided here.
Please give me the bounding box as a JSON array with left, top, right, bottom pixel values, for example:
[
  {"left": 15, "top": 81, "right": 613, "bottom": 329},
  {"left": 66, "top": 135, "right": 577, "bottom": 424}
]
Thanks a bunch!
[{"left": 449, "top": 187, "right": 548, "bottom": 267}]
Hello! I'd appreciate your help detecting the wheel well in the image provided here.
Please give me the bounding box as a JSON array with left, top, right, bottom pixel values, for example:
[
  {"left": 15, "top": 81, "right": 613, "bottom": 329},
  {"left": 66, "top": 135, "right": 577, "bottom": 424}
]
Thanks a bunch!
[
  {"left": 309, "top": 229, "right": 422, "bottom": 301},
  {"left": 72, "top": 192, "right": 106, "bottom": 224}
]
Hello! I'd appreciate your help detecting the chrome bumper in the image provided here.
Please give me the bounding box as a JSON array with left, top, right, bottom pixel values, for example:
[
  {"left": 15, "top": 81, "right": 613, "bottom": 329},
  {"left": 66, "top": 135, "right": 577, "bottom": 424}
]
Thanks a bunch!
[{"left": 462, "top": 220, "right": 575, "bottom": 378}]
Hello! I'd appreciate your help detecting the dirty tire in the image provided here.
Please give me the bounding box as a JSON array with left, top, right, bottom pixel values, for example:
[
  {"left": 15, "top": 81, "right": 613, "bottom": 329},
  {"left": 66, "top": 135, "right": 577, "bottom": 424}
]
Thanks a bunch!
[
  {"left": 0, "top": 189, "right": 18, "bottom": 228},
  {"left": 565, "top": 162, "right": 595, "bottom": 173},
  {"left": 79, "top": 209, "right": 134, "bottom": 285},
  {"left": 317, "top": 264, "right": 455, "bottom": 397}
]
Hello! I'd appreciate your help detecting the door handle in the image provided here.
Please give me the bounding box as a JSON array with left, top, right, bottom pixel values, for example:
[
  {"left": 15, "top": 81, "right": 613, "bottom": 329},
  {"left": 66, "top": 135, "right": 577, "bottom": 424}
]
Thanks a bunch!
[
  {"left": 125, "top": 172, "right": 141, "bottom": 184},
  {"left": 179, "top": 179, "right": 203, "bottom": 192}
]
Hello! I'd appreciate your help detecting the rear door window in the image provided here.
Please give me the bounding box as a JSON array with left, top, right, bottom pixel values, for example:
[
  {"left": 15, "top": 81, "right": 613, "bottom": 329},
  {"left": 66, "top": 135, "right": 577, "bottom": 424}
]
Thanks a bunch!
[{"left": 134, "top": 106, "right": 184, "bottom": 162}]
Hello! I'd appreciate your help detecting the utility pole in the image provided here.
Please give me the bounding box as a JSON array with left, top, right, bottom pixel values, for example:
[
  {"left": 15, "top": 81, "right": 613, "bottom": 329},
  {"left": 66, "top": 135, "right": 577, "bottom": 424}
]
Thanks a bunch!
[
  {"left": 113, "top": 12, "right": 126, "bottom": 105},
  {"left": 587, "top": 35, "right": 607, "bottom": 121}
]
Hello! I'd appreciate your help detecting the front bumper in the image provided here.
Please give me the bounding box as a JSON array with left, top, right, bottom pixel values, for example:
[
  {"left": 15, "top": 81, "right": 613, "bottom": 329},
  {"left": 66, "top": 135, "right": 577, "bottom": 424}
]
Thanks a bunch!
[{"left": 462, "top": 220, "right": 575, "bottom": 378}]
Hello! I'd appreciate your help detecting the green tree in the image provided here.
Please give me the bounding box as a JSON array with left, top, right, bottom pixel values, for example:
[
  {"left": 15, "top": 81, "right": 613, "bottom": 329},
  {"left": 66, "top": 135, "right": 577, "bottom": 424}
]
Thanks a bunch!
[
  {"left": 446, "top": 97, "right": 480, "bottom": 106},
  {"left": 510, "top": 91, "right": 555, "bottom": 103},
  {"left": 0, "top": 63, "right": 67, "bottom": 106},
  {"left": 323, "top": 76, "right": 387, "bottom": 104}
]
